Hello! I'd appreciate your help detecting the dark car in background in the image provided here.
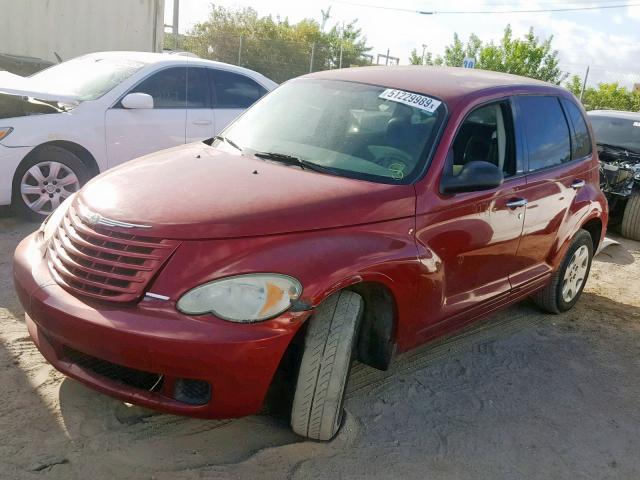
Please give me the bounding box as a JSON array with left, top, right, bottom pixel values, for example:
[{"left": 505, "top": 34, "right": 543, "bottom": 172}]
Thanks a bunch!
[{"left": 588, "top": 110, "right": 640, "bottom": 240}]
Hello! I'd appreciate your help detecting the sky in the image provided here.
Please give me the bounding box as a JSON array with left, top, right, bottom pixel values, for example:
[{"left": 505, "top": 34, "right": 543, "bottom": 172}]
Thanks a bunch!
[{"left": 164, "top": 0, "right": 640, "bottom": 88}]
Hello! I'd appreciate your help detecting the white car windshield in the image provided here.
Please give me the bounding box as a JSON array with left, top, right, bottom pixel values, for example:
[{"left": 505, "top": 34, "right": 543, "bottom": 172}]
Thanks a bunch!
[
  {"left": 219, "top": 78, "right": 447, "bottom": 183},
  {"left": 30, "top": 56, "right": 147, "bottom": 101}
]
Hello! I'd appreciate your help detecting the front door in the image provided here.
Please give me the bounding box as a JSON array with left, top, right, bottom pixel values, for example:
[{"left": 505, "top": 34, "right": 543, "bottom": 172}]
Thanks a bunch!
[
  {"left": 105, "top": 66, "right": 187, "bottom": 168},
  {"left": 414, "top": 99, "right": 526, "bottom": 333}
]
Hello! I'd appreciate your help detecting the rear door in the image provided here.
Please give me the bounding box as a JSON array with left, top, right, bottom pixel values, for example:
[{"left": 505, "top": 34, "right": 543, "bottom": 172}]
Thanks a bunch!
[
  {"left": 209, "top": 69, "right": 267, "bottom": 134},
  {"left": 509, "top": 95, "right": 593, "bottom": 290},
  {"left": 105, "top": 66, "right": 187, "bottom": 167}
]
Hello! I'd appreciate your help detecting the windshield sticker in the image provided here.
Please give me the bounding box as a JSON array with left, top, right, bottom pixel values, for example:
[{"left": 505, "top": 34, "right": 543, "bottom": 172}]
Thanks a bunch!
[
  {"left": 379, "top": 88, "right": 442, "bottom": 113},
  {"left": 388, "top": 163, "right": 405, "bottom": 180}
]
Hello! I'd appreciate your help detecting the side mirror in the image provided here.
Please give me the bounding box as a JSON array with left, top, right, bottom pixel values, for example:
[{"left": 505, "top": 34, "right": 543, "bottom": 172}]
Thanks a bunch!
[
  {"left": 121, "top": 92, "right": 154, "bottom": 109},
  {"left": 440, "top": 161, "right": 504, "bottom": 194}
]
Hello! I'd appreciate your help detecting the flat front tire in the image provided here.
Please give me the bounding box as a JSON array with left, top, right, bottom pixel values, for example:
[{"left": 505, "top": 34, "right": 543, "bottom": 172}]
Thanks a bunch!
[
  {"left": 291, "top": 290, "right": 363, "bottom": 441},
  {"left": 531, "top": 229, "right": 593, "bottom": 314}
]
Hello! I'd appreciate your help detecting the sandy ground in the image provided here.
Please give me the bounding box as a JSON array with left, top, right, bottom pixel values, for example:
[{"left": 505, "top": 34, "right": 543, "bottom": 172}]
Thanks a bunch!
[{"left": 1, "top": 215, "right": 639, "bottom": 480}]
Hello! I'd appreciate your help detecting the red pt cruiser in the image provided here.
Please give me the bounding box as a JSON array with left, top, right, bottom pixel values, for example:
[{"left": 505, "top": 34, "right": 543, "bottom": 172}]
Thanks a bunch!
[{"left": 14, "top": 67, "right": 607, "bottom": 440}]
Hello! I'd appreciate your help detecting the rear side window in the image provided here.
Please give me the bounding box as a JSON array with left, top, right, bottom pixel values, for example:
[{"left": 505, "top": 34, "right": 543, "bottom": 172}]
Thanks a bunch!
[
  {"left": 563, "top": 99, "right": 592, "bottom": 159},
  {"left": 211, "top": 70, "right": 266, "bottom": 109},
  {"left": 519, "top": 96, "right": 571, "bottom": 171}
]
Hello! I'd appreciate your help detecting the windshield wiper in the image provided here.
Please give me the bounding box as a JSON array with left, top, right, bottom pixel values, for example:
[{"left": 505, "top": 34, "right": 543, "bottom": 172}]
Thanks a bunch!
[
  {"left": 214, "top": 135, "right": 243, "bottom": 152},
  {"left": 253, "top": 151, "right": 338, "bottom": 175}
]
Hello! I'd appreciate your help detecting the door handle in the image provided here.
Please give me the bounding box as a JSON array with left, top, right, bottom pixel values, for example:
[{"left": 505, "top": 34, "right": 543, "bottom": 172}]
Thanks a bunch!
[
  {"left": 571, "top": 179, "right": 586, "bottom": 189},
  {"left": 192, "top": 120, "right": 212, "bottom": 126},
  {"left": 506, "top": 198, "right": 528, "bottom": 209}
]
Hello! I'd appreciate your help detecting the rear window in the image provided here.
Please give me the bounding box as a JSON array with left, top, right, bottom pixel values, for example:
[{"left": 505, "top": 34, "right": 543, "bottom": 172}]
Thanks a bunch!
[
  {"left": 563, "top": 99, "right": 592, "bottom": 159},
  {"left": 519, "top": 96, "right": 571, "bottom": 171}
]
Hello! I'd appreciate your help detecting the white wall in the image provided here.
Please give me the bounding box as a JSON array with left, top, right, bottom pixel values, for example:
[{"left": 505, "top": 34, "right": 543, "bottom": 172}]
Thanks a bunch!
[{"left": 0, "top": 0, "right": 165, "bottom": 62}]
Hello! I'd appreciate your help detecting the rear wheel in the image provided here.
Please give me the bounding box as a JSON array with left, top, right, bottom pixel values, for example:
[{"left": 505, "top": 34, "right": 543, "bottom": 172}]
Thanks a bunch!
[
  {"left": 12, "top": 145, "right": 87, "bottom": 221},
  {"left": 291, "top": 290, "right": 363, "bottom": 441},
  {"left": 531, "top": 229, "right": 593, "bottom": 314},
  {"left": 621, "top": 193, "right": 640, "bottom": 241}
]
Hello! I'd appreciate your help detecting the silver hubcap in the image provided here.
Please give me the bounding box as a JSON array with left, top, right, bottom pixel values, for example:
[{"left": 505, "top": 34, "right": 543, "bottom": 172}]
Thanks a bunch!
[
  {"left": 561, "top": 245, "right": 589, "bottom": 303},
  {"left": 20, "top": 161, "right": 80, "bottom": 215}
]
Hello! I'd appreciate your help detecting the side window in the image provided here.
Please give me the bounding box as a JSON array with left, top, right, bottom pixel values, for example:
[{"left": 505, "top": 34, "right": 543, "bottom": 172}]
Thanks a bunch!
[
  {"left": 129, "top": 67, "right": 187, "bottom": 108},
  {"left": 562, "top": 99, "right": 592, "bottom": 159},
  {"left": 449, "top": 101, "right": 516, "bottom": 177},
  {"left": 186, "top": 67, "right": 209, "bottom": 108},
  {"left": 211, "top": 70, "right": 266, "bottom": 109},
  {"left": 519, "top": 96, "right": 571, "bottom": 171}
]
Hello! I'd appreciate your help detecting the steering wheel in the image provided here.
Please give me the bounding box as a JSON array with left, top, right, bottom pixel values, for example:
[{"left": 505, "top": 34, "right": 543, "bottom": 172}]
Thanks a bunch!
[{"left": 370, "top": 146, "right": 412, "bottom": 168}]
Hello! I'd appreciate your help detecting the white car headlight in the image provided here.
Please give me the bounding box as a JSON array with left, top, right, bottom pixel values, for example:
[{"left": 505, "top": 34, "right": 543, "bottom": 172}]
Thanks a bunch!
[
  {"left": 176, "top": 274, "right": 302, "bottom": 323},
  {"left": 40, "top": 193, "right": 76, "bottom": 244}
]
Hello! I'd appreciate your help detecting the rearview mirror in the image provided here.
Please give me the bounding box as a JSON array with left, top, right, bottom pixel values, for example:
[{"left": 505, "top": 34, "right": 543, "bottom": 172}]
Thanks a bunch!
[
  {"left": 440, "top": 161, "right": 504, "bottom": 194},
  {"left": 121, "top": 92, "right": 154, "bottom": 109}
]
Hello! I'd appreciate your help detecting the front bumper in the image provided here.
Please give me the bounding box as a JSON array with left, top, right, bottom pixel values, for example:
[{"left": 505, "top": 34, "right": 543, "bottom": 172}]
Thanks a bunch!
[
  {"left": 0, "top": 143, "right": 33, "bottom": 206},
  {"left": 14, "top": 232, "right": 309, "bottom": 418}
]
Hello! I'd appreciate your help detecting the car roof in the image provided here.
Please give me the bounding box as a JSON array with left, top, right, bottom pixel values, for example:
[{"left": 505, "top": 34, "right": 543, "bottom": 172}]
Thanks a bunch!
[
  {"left": 304, "top": 65, "right": 561, "bottom": 104},
  {"left": 76, "top": 51, "right": 278, "bottom": 88},
  {"left": 587, "top": 109, "right": 640, "bottom": 120}
]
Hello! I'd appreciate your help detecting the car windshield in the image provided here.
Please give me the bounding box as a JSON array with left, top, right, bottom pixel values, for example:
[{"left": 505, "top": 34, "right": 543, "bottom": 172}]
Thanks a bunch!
[
  {"left": 30, "top": 56, "right": 147, "bottom": 101},
  {"left": 590, "top": 115, "right": 640, "bottom": 154},
  {"left": 219, "top": 78, "right": 447, "bottom": 183}
]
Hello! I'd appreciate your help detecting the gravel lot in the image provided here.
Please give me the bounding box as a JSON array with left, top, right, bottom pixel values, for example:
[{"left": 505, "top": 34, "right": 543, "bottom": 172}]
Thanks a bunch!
[{"left": 1, "top": 215, "right": 639, "bottom": 480}]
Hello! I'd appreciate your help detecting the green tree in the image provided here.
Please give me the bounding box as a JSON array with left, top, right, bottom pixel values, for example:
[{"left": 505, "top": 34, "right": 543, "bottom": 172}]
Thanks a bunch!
[
  {"left": 180, "top": 6, "right": 371, "bottom": 83},
  {"left": 408, "top": 48, "right": 433, "bottom": 65},
  {"left": 566, "top": 74, "right": 583, "bottom": 97},
  {"left": 414, "top": 25, "right": 566, "bottom": 84}
]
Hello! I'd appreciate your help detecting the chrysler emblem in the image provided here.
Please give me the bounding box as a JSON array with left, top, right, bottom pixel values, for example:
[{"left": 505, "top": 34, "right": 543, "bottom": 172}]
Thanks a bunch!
[{"left": 78, "top": 204, "right": 151, "bottom": 229}]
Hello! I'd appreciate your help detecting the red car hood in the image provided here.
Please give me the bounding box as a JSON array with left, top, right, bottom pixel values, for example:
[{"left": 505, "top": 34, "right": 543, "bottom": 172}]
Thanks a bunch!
[{"left": 79, "top": 143, "right": 416, "bottom": 240}]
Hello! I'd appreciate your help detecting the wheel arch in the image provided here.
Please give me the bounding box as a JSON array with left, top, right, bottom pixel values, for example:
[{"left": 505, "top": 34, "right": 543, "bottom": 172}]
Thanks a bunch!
[
  {"left": 16, "top": 141, "right": 101, "bottom": 182},
  {"left": 581, "top": 216, "right": 603, "bottom": 251}
]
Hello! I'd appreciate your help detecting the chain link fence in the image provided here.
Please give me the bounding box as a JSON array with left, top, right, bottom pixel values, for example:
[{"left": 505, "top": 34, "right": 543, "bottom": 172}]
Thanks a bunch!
[{"left": 166, "top": 33, "right": 375, "bottom": 83}]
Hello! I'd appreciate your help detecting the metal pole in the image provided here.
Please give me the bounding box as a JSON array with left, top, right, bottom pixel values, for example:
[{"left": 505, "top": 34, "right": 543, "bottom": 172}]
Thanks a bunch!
[
  {"left": 386, "top": 48, "right": 390, "bottom": 66},
  {"left": 580, "top": 66, "right": 590, "bottom": 101},
  {"left": 238, "top": 36, "right": 243, "bottom": 65},
  {"left": 309, "top": 42, "right": 315, "bottom": 73},
  {"left": 172, "top": 0, "right": 179, "bottom": 49},
  {"left": 339, "top": 43, "right": 343, "bottom": 69}
]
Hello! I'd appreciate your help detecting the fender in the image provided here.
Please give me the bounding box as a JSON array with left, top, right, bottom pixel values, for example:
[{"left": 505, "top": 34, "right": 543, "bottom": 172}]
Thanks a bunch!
[{"left": 149, "top": 218, "right": 424, "bottom": 355}]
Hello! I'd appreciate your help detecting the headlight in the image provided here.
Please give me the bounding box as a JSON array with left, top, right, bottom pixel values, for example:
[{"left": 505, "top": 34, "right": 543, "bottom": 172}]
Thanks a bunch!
[
  {"left": 0, "top": 127, "right": 13, "bottom": 141},
  {"left": 176, "top": 274, "right": 302, "bottom": 323},
  {"left": 40, "top": 193, "right": 76, "bottom": 244}
]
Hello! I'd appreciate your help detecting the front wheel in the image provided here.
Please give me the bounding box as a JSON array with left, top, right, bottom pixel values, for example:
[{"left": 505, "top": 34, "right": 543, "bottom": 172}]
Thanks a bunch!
[
  {"left": 290, "top": 290, "right": 363, "bottom": 441},
  {"left": 12, "top": 145, "right": 88, "bottom": 221},
  {"left": 621, "top": 193, "right": 640, "bottom": 241},
  {"left": 531, "top": 229, "right": 593, "bottom": 314}
]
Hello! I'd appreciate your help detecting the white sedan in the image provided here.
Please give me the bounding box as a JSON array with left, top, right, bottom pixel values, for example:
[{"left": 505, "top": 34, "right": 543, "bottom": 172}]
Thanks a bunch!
[{"left": 0, "top": 51, "right": 277, "bottom": 219}]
